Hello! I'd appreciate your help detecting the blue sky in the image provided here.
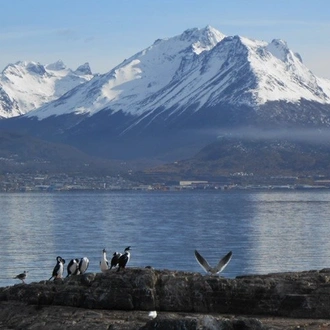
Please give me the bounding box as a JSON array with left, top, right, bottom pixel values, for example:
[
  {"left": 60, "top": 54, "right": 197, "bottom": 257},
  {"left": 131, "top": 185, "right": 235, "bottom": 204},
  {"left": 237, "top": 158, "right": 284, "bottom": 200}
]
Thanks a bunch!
[{"left": 1, "top": 0, "right": 330, "bottom": 78}]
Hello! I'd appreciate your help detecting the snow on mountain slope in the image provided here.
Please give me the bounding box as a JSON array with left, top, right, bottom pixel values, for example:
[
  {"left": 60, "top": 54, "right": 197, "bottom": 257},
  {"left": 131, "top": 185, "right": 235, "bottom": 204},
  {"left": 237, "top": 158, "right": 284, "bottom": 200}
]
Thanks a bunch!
[
  {"left": 25, "top": 26, "right": 330, "bottom": 122},
  {"left": 25, "top": 26, "right": 226, "bottom": 119},
  {"left": 249, "top": 38, "right": 329, "bottom": 104},
  {"left": 316, "top": 76, "right": 330, "bottom": 98},
  {"left": 0, "top": 60, "right": 94, "bottom": 118}
]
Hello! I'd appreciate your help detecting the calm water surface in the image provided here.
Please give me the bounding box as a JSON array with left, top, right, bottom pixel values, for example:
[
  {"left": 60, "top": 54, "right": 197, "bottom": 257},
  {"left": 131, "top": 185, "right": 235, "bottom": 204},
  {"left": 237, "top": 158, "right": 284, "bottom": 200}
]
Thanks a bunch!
[{"left": 1, "top": 190, "right": 330, "bottom": 287}]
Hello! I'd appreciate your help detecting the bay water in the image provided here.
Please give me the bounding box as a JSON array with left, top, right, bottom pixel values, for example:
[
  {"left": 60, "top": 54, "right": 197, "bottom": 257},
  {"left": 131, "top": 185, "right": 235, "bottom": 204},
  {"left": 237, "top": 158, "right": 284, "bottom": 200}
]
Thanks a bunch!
[{"left": 1, "top": 189, "right": 330, "bottom": 287}]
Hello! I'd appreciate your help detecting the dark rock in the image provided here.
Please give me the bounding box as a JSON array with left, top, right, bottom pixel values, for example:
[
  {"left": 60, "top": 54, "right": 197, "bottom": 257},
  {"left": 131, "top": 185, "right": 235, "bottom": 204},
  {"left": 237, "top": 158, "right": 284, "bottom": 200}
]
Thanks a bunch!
[
  {"left": 2, "top": 268, "right": 330, "bottom": 329},
  {"left": 141, "top": 315, "right": 266, "bottom": 330}
]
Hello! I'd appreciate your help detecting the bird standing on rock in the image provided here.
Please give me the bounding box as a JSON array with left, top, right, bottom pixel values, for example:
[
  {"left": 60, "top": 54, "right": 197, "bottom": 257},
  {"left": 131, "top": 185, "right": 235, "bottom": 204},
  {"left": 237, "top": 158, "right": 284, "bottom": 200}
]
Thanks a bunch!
[
  {"left": 14, "top": 270, "right": 28, "bottom": 284},
  {"left": 117, "top": 246, "right": 131, "bottom": 272},
  {"left": 49, "top": 256, "right": 65, "bottom": 280},
  {"left": 110, "top": 252, "right": 122, "bottom": 270},
  {"left": 100, "top": 248, "right": 109, "bottom": 272},
  {"left": 78, "top": 257, "right": 89, "bottom": 274},
  {"left": 66, "top": 259, "right": 79, "bottom": 277}
]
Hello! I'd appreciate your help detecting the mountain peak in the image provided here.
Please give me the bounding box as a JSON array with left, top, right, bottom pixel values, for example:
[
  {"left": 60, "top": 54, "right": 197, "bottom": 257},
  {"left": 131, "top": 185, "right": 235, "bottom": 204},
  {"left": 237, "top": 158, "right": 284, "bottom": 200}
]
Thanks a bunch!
[
  {"left": 180, "top": 26, "right": 225, "bottom": 54},
  {"left": 74, "top": 62, "right": 92, "bottom": 75},
  {"left": 2, "top": 62, "right": 20, "bottom": 75},
  {"left": 0, "top": 59, "right": 95, "bottom": 118},
  {"left": 25, "top": 62, "right": 47, "bottom": 75},
  {"left": 46, "top": 60, "right": 67, "bottom": 71},
  {"left": 266, "top": 39, "right": 302, "bottom": 63},
  {"left": 203, "top": 25, "right": 226, "bottom": 42},
  {"left": 2, "top": 61, "right": 47, "bottom": 77}
]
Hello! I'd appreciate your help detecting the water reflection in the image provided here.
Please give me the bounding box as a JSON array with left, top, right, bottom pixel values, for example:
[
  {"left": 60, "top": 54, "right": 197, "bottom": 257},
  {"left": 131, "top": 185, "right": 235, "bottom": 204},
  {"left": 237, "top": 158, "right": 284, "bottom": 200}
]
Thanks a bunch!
[
  {"left": 247, "top": 191, "right": 330, "bottom": 274},
  {"left": 1, "top": 194, "right": 57, "bottom": 282},
  {"left": 1, "top": 190, "right": 330, "bottom": 287}
]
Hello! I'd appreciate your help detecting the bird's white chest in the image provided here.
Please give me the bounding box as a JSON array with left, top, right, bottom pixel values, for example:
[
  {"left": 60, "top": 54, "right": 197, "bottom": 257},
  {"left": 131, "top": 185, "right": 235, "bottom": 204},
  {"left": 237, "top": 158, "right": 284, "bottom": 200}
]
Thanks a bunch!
[
  {"left": 100, "top": 255, "right": 108, "bottom": 271},
  {"left": 80, "top": 258, "right": 89, "bottom": 273},
  {"left": 57, "top": 263, "right": 64, "bottom": 278}
]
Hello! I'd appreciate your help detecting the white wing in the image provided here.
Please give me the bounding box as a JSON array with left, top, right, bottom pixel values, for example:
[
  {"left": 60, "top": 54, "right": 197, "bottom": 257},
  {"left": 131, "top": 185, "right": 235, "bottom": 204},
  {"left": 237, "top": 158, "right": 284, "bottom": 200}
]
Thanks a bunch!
[
  {"left": 195, "top": 250, "right": 233, "bottom": 275},
  {"left": 215, "top": 251, "right": 232, "bottom": 274},
  {"left": 194, "top": 250, "right": 212, "bottom": 273}
]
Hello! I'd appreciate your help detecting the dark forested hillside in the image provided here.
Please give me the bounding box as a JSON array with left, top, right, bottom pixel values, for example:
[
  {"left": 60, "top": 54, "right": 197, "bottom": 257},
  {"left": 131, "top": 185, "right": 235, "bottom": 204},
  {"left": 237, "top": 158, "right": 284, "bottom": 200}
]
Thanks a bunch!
[
  {"left": 0, "top": 130, "right": 124, "bottom": 175},
  {"left": 137, "top": 136, "right": 330, "bottom": 182}
]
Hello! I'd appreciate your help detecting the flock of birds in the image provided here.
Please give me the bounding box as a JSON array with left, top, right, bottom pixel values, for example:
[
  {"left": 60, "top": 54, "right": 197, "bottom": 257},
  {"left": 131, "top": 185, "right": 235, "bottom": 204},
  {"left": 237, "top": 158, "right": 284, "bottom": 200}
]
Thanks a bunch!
[
  {"left": 13, "top": 246, "right": 132, "bottom": 284},
  {"left": 13, "top": 247, "right": 233, "bottom": 284}
]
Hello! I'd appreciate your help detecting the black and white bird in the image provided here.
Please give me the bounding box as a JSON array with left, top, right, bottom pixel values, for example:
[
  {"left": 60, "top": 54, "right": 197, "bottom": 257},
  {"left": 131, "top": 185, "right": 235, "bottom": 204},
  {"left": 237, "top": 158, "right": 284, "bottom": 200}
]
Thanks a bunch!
[
  {"left": 117, "top": 246, "right": 131, "bottom": 272},
  {"left": 49, "top": 256, "right": 66, "bottom": 280},
  {"left": 194, "top": 250, "right": 232, "bottom": 275},
  {"left": 13, "top": 270, "right": 28, "bottom": 284},
  {"left": 100, "top": 248, "right": 109, "bottom": 272},
  {"left": 78, "top": 257, "right": 89, "bottom": 274},
  {"left": 66, "top": 259, "right": 80, "bottom": 277},
  {"left": 110, "top": 252, "right": 122, "bottom": 270}
]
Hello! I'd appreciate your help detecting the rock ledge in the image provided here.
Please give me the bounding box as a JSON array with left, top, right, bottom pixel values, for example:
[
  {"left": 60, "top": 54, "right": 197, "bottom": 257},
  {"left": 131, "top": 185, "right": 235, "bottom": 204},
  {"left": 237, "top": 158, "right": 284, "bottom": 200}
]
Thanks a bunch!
[{"left": 1, "top": 268, "right": 330, "bottom": 329}]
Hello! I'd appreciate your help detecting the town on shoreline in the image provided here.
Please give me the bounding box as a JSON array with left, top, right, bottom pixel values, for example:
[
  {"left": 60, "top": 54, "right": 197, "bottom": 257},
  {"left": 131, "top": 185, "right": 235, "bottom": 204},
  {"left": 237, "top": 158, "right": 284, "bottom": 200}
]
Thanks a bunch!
[{"left": 1, "top": 172, "right": 330, "bottom": 192}]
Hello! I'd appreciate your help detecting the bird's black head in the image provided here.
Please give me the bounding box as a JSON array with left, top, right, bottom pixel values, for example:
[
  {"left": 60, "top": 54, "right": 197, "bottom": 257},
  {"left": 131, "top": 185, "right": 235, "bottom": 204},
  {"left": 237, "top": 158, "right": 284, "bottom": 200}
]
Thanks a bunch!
[
  {"left": 125, "top": 246, "right": 131, "bottom": 251},
  {"left": 103, "top": 248, "right": 106, "bottom": 253}
]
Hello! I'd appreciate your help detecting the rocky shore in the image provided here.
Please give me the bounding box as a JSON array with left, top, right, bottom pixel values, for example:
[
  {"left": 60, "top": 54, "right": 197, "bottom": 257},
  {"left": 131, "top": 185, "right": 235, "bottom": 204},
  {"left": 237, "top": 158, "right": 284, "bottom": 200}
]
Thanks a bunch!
[{"left": 1, "top": 267, "right": 330, "bottom": 329}]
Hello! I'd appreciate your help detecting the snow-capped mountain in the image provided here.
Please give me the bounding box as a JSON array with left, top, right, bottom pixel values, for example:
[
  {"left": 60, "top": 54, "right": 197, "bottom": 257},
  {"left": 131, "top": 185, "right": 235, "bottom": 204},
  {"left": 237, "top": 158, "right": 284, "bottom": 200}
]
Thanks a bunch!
[
  {"left": 0, "top": 60, "right": 94, "bottom": 118},
  {"left": 1, "top": 26, "right": 330, "bottom": 161},
  {"left": 24, "top": 25, "right": 330, "bottom": 122},
  {"left": 26, "top": 26, "right": 226, "bottom": 119}
]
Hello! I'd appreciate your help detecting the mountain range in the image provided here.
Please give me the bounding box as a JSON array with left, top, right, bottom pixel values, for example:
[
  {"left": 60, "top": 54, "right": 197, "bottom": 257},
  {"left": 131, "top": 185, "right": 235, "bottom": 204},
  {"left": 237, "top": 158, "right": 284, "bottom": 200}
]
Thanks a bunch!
[
  {"left": 0, "top": 60, "right": 94, "bottom": 118},
  {"left": 1, "top": 26, "right": 330, "bottom": 175}
]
